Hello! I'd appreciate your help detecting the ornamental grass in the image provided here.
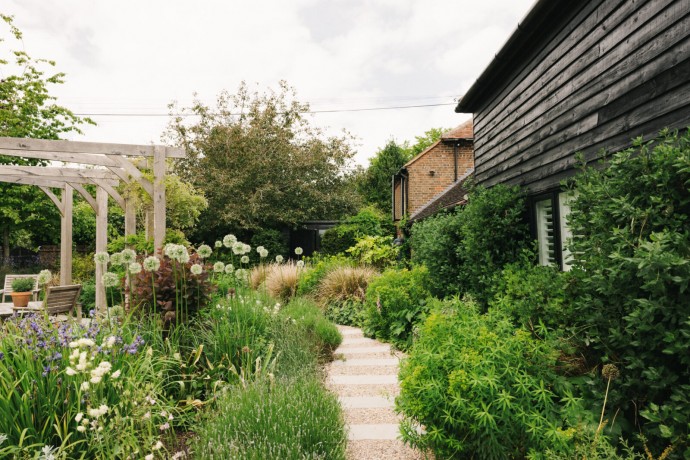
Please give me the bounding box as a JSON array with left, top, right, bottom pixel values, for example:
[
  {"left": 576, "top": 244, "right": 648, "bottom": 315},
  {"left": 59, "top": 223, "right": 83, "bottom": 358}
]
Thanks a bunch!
[
  {"left": 317, "top": 265, "right": 378, "bottom": 305},
  {"left": 265, "top": 262, "right": 301, "bottom": 301}
]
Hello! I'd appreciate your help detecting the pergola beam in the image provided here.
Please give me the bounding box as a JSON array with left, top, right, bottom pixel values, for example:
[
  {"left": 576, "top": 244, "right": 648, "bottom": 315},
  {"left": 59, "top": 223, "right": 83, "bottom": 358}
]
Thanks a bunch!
[{"left": 0, "top": 137, "right": 185, "bottom": 158}]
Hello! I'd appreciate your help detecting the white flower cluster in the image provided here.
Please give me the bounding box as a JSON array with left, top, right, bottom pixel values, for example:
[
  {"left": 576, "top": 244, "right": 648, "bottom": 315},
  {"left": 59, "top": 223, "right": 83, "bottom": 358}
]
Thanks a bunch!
[
  {"left": 256, "top": 246, "right": 269, "bottom": 258},
  {"left": 74, "top": 403, "right": 110, "bottom": 433},
  {"left": 275, "top": 255, "right": 284, "bottom": 263},
  {"left": 102, "top": 272, "right": 120, "bottom": 288},
  {"left": 296, "top": 260, "right": 305, "bottom": 268},
  {"left": 223, "top": 234, "right": 237, "bottom": 248},
  {"left": 190, "top": 264, "right": 203, "bottom": 275},
  {"left": 294, "top": 247, "right": 303, "bottom": 255},
  {"left": 213, "top": 262, "right": 225, "bottom": 273},
  {"left": 143, "top": 256, "right": 161, "bottom": 272},
  {"left": 164, "top": 244, "right": 191, "bottom": 263},
  {"left": 240, "top": 255, "right": 249, "bottom": 264},
  {"left": 94, "top": 252, "right": 109, "bottom": 265},
  {"left": 37, "top": 269, "right": 52, "bottom": 285},
  {"left": 128, "top": 262, "right": 142, "bottom": 275},
  {"left": 197, "top": 244, "right": 212, "bottom": 258},
  {"left": 65, "top": 338, "right": 119, "bottom": 385},
  {"left": 121, "top": 249, "right": 137, "bottom": 264}
]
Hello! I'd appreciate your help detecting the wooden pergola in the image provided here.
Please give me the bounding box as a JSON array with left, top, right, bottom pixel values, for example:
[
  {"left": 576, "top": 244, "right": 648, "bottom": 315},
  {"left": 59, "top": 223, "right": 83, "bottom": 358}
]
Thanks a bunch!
[{"left": 0, "top": 137, "right": 185, "bottom": 310}]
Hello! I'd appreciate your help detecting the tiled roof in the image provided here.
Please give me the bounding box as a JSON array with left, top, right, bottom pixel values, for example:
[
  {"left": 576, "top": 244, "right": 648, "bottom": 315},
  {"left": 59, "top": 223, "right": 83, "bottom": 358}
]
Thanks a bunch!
[
  {"left": 442, "top": 119, "right": 473, "bottom": 140},
  {"left": 409, "top": 169, "right": 474, "bottom": 221}
]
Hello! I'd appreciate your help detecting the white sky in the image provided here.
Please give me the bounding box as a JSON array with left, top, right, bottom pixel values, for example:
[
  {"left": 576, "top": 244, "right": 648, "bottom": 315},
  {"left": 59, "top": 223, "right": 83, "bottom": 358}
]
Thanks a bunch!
[{"left": 2, "top": 0, "right": 534, "bottom": 166}]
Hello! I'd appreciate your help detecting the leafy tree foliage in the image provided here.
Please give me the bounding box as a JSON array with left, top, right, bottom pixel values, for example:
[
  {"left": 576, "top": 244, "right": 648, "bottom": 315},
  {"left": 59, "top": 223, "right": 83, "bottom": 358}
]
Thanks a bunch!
[
  {"left": 166, "top": 81, "right": 360, "bottom": 240},
  {"left": 0, "top": 15, "right": 93, "bottom": 255},
  {"left": 320, "top": 206, "right": 392, "bottom": 255}
]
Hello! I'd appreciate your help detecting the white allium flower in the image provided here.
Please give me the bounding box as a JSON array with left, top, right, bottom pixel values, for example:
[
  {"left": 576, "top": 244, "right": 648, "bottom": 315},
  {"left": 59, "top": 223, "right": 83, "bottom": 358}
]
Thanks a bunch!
[
  {"left": 259, "top": 249, "right": 269, "bottom": 258},
  {"left": 128, "top": 262, "right": 142, "bottom": 274},
  {"left": 256, "top": 246, "right": 265, "bottom": 253},
  {"left": 235, "top": 269, "right": 247, "bottom": 281},
  {"left": 121, "top": 248, "right": 137, "bottom": 264},
  {"left": 190, "top": 264, "right": 203, "bottom": 275},
  {"left": 94, "top": 252, "right": 109, "bottom": 265},
  {"left": 164, "top": 243, "right": 177, "bottom": 258},
  {"left": 109, "top": 252, "right": 124, "bottom": 266},
  {"left": 275, "top": 255, "right": 284, "bottom": 263},
  {"left": 296, "top": 260, "right": 305, "bottom": 268},
  {"left": 243, "top": 243, "right": 251, "bottom": 254},
  {"left": 223, "top": 234, "right": 237, "bottom": 248},
  {"left": 224, "top": 264, "right": 234, "bottom": 274},
  {"left": 143, "top": 256, "right": 161, "bottom": 272},
  {"left": 37, "top": 269, "right": 52, "bottom": 285},
  {"left": 294, "top": 247, "right": 303, "bottom": 255},
  {"left": 197, "top": 244, "right": 212, "bottom": 258},
  {"left": 102, "top": 272, "right": 120, "bottom": 288},
  {"left": 177, "top": 249, "right": 190, "bottom": 264},
  {"left": 240, "top": 255, "right": 249, "bottom": 264},
  {"left": 214, "top": 240, "right": 222, "bottom": 248},
  {"left": 231, "top": 241, "right": 244, "bottom": 255},
  {"left": 213, "top": 261, "right": 225, "bottom": 273}
]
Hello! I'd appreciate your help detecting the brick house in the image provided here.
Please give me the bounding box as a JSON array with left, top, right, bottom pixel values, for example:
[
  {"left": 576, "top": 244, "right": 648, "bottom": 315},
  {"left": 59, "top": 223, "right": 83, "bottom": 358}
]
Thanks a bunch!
[{"left": 392, "top": 120, "right": 474, "bottom": 222}]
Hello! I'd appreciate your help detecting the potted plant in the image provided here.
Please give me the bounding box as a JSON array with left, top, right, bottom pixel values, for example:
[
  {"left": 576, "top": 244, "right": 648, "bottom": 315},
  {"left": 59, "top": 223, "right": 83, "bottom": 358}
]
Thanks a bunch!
[{"left": 11, "top": 278, "right": 35, "bottom": 308}]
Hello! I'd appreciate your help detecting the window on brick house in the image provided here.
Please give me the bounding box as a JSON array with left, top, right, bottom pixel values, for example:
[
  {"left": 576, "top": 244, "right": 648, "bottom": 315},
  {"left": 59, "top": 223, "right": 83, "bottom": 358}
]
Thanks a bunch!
[{"left": 533, "top": 191, "right": 574, "bottom": 271}]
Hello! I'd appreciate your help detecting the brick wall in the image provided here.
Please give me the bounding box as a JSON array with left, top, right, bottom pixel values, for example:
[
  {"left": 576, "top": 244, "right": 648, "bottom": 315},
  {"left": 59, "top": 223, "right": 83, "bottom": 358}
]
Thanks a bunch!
[{"left": 407, "top": 141, "right": 473, "bottom": 215}]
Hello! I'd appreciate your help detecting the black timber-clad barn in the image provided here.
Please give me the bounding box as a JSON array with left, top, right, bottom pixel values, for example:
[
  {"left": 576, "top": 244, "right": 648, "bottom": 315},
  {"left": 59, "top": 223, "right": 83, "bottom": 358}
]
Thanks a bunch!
[{"left": 455, "top": 0, "right": 690, "bottom": 270}]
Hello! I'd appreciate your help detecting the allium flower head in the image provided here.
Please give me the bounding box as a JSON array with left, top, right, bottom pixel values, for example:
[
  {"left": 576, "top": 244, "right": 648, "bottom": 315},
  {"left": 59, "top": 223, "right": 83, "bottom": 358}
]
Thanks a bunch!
[
  {"left": 243, "top": 243, "right": 251, "bottom": 254},
  {"left": 240, "top": 255, "right": 249, "bottom": 264},
  {"left": 296, "top": 260, "right": 305, "bottom": 268},
  {"left": 214, "top": 240, "right": 222, "bottom": 248},
  {"left": 223, "top": 234, "right": 237, "bottom": 248},
  {"left": 190, "top": 264, "right": 203, "bottom": 275},
  {"left": 109, "top": 252, "right": 125, "bottom": 266},
  {"left": 143, "top": 256, "right": 161, "bottom": 272},
  {"left": 121, "top": 248, "right": 137, "bottom": 264},
  {"left": 128, "top": 262, "right": 142, "bottom": 274},
  {"left": 102, "top": 272, "right": 120, "bottom": 288},
  {"left": 231, "top": 241, "right": 245, "bottom": 255},
  {"left": 197, "top": 244, "right": 212, "bottom": 258},
  {"left": 259, "top": 249, "right": 269, "bottom": 258},
  {"left": 213, "top": 261, "right": 225, "bottom": 273},
  {"left": 94, "top": 252, "right": 109, "bottom": 265},
  {"left": 37, "top": 269, "right": 52, "bottom": 285},
  {"left": 294, "top": 247, "right": 303, "bottom": 255},
  {"left": 224, "top": 264, "right": 234, "bottom": 274},
  {"left": 235, "top": 269, "right": 247, "bottom": 281},
  {"left": 256, "top": 246, "right": 265, "bottom": 254},
  {"left": 275, "top": 255, "right": 284, "bottom": 263}
]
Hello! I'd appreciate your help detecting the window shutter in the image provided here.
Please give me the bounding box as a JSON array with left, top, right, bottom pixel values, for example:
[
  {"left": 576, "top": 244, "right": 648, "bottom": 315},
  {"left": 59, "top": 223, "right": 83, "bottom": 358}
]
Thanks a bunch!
[{"left": 535, "top": 198, "right": 556, "bottom": 266}]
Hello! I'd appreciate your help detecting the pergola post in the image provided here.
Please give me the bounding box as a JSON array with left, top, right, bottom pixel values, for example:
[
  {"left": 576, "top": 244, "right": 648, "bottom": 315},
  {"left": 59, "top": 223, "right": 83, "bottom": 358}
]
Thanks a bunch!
[
  {"left": 60, "top": 184, "right": 73, "bottom": 285},
  {"left": 95, "top": 187, "right": 108, "bottom": 312},
  {"left": 124, "top": 197, "right": 136, "bottom": 238},
  {"left": 153, "top": 146, "right": 166, "bottom": 253}
]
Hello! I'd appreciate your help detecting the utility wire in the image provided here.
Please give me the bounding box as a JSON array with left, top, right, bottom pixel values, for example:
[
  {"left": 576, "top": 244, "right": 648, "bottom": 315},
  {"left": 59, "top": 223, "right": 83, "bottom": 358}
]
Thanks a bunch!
[{"left": 74, "top": 101, "right": 457, "bottom": 117}]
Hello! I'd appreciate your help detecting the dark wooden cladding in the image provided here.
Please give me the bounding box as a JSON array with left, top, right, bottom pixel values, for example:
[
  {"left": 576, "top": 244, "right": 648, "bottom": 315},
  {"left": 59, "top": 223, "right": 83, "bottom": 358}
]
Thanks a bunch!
[{"left": 467, "top": 0, "right": 690, "bottom": 194}]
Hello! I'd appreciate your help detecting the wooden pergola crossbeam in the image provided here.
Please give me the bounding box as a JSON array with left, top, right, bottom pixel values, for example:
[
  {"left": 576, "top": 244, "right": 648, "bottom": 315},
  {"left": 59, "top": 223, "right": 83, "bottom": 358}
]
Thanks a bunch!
[{"left": 0, "top": 137, "right": 185, "bottom": 158}]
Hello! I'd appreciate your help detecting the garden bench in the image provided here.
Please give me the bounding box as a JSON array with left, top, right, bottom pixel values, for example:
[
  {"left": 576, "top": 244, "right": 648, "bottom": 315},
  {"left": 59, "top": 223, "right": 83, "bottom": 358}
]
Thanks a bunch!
[{"left": 0, "top": 274, "right": 40, "bottom": 302}]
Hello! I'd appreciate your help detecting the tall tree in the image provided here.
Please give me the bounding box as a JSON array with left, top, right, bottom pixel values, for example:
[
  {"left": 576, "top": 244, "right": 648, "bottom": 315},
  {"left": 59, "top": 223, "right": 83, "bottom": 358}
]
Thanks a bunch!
[
  {"left": 166, "top": 81, "right": 360, "bottom": 240},
  {"left": 0, "top": 14, "right": 93, "bottom": 257}
]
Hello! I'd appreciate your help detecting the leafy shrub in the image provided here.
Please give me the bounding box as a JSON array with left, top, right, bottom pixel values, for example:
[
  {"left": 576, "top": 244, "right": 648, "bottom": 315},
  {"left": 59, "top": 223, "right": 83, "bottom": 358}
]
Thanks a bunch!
[
  {"left": 320, "top": 206, "right": 391, "bottom": 255},
  {"left": 10, "top": 277, "right": 34, "bottom": 292},
  {"left": 107, "top": 229, "right": 188, "bottom": 255},
  {"left": 318, "top": 265, "right": 378, "bottom": 305},
  {"left": 132, "top": 249, "right": 215, "bottom": 326},
  {"left": 346, "top": 235, "right": 399, "bottom": 269},
  {"left": 296, "top": 254, "right": 352, "bottom": 297},
  {"left": 491, "top": 254, "right": 571, "bottom": 331},
  {"left": 324, "top": 300, "right": 367, "bottom": 328},
  {"left": 363, "top": 266, "right": 432, "bottom": 350},
  {"left": 192, "top": 376, "right": 346, "bottom": 460},
  {"left": 250, "top": 228, "right": 288, "bottom": 263},
  {"left": 72, "top": 252, "right": 96, "bottom": 283},
  {"left": 566, "top": 130, "right": 690, "bottom": 455},
  {"left": 281, "top": 298, "right": 342, "bottom": 357},
  {"left": 397, "top": 298, "right": 578, "bottom": 458},
  {"left": 265, "top": 262, "right": 301, "bottom": 300},
  {"left": 410, "top": 184, "right": 530, "bottom": 304}
]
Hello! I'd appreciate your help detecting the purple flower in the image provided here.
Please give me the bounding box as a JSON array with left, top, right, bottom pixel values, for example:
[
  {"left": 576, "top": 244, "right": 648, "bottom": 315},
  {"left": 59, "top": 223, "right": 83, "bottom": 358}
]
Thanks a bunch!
[{"left": 0, "top": 352, "right": 4, "bottom": 360}]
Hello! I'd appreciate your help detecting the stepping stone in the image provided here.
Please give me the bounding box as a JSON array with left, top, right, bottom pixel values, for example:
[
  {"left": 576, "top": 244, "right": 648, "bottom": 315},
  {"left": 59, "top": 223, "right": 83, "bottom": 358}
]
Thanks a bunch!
[
  {"left": 332, "top": 358, "right": 399, "bottom": 367},
  {"left": 340, "top": 338, "right": 380, "bottom": 346},
  {"left": 330, "top": 375, "right": 398, "bottom": 385},
  {"left": 348, "top": 424, "right": 400, "bottom": 440},
  {"left": 339, "top": 345, "right": 391, "bottom": 354},
  {"left": 339, "top": 328, "right": 364, "bottom": 336},
  {"left": 339, "top": 396, "right": 395, "bottom": 409}
]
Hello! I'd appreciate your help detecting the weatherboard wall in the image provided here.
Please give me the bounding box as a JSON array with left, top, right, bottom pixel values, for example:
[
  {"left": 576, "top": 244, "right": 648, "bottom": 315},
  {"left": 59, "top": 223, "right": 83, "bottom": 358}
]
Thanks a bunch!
[{"left": 469, "top": 0, "right": 690, "bottom": 193}]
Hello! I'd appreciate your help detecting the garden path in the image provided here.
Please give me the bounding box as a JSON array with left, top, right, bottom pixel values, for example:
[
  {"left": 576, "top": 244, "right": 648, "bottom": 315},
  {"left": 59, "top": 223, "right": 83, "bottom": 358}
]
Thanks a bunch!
[{"left": 326, "top": 325, "right": 429, "bottom": 460}]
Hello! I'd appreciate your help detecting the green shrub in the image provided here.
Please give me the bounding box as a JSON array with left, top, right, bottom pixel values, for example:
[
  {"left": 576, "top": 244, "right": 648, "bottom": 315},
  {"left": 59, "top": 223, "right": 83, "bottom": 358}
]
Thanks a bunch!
[
  {"left": 363, "top": 266, "right": 432, "bottom": 350},
  {"left": 566, "top": 129, "right": 690, "bottom": 456},
  {"left": 72, "top": 252, "right": 96, "bottom": 283},
  {"left": 324, "top": 300, "right": 367, "bottom": 328},
  {"left": 296, "top": 254, "right": 352, "bottom": 297},
  {"left": 320, "top": 206, "right": 391, "bottom": 255},
  {"left": 410, "top": 184, "right": 530, "bottom": 304},
  {"left": 491, "top": 254, "right": 571, "bottom": 331},
  {"left": 250, "top": 228, "right": 288, "bottom": 263},
  {"left": 281, "top": 297, "right": 342, "bottom": 357},
  {"left": 346, "top": 235, "right": 399, "bottom": 269},
  {"left": 107, "top": 229, "right": 188, "bottom": 254},
  {"left": 10, "top": 277, "right": 34, "bottom": 292},
  {"left": 397, "top": 298, "right": 578, "bottom": 458},
  {"left": 192, "top": 376, "right": 346, "bottom": 460}
]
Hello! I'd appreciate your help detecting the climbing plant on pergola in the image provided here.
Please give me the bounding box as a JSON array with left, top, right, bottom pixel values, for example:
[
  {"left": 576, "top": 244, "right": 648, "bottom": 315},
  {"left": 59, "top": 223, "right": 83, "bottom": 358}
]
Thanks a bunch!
[{"left": 0, "top": 137, "right": 185, "bottom": 310}]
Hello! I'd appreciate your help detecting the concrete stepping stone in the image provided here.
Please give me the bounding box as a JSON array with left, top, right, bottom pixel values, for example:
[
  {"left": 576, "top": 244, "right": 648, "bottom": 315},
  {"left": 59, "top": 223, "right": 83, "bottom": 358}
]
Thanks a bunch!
[
  {"left": 339, "top": 396, "right": 395, "bottom": 409},
  {"left": 348, "top": 424, "right": 400, "bottom": 440},
  {"left": 332, "top": 358, "right": 400, "bottom": 367},
  {"left": 339, "top": 345, "right": 391, "bottom": 354},
  {"left": 330, "top": 374, "right": 399, "bottom": 385}
]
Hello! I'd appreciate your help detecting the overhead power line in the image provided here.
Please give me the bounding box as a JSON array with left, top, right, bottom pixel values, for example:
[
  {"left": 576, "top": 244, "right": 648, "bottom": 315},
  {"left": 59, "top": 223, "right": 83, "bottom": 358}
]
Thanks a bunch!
[{"left": 74, "top": 101, "right": 457, "bottom": 117}]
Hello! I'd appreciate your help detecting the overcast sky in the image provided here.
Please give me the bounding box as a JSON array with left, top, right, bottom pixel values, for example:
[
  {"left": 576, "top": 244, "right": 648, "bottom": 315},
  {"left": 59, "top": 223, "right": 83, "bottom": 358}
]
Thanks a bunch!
[{"left": 2, "top": 0, "right": 534, "bottom": 166}]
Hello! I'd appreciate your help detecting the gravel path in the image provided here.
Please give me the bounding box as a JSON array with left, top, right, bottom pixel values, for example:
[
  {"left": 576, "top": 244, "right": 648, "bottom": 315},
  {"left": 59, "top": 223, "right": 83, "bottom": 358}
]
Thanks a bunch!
[{"left": 326, "top": 326, "right": 432, "bottom": 460}]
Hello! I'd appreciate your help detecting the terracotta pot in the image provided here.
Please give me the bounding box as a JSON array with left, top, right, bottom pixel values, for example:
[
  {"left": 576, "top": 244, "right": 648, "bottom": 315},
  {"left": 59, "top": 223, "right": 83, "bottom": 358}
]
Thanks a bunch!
[{"left": 11, "top": 291, "right": 31, "bottom": 308}]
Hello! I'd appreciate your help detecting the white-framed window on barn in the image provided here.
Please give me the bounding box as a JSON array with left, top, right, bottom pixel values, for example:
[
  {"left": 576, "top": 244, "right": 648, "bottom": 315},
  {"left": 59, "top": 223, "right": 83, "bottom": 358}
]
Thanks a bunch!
[{"left": 531, "top": 190, "right": 574, "bottom": 271}]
